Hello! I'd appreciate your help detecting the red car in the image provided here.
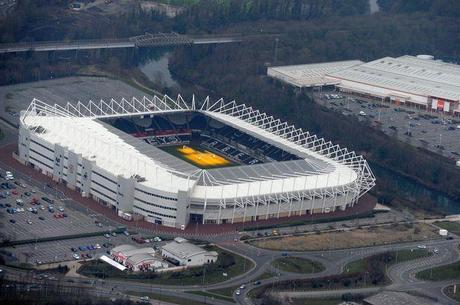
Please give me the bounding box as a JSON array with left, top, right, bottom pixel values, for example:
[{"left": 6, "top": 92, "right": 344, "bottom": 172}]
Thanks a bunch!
[
  {"left": 54, "top": 212, "right": 64, "bottom": 218},
  {"left": 12, "top": 190, "right": 18, "bottom": 195}
]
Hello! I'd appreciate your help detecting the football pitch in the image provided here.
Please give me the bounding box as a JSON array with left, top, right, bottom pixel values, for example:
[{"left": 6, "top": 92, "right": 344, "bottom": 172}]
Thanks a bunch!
[{"left": 160, "top": 144, "right": 236, "bottom": 169}]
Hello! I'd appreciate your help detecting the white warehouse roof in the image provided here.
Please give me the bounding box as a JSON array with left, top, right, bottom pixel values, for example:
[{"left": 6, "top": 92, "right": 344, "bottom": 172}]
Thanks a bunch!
[
  {"left": 329, "top": 56, "right": 460, "bottom": 102},
  {"left": 162, "top": 240, "right": 217, "bottom": 260},
  {"left": 267, "top": 55, "right": 460, "bottom": 102},
  {"left": 267, "top": 60, "right": 363, "bottom": 87}
]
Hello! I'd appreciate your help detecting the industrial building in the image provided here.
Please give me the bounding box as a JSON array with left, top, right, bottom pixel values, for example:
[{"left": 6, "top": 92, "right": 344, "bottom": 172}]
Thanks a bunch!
[
  {"left": 110, "top": 244, "right": 167, "bottom": 272},
  {"left": 268, "top": 55, "right": 460, "bottom": 115},
  {"left": 17, "top": 95, "right": 375, "bottom": 229},
  {"left": 161, "top": 237, "right": 218, "bottom": 267}
]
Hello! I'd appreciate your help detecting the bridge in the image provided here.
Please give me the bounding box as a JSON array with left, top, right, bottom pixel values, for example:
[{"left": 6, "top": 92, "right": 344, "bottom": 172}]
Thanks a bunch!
[{"left": 0, "top": 32, "right": 245, "bottom": 54}]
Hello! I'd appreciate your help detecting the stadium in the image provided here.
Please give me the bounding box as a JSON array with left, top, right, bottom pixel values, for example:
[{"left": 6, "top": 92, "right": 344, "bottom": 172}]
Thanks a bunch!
[{"left": 17, "top": 95, "right": 375, "bottom": 228}]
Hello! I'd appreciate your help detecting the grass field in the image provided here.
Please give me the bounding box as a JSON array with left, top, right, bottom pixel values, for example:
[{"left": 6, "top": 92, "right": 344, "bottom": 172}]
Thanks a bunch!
[
  {"left": 188, "top": 290, "right": 234, "bottom": 302},
  {"left": 127, "top": 291, "right": 204, "bottom": 305},
  {"left": 344, "top": 249, "right": 431, "bottom": 274},
  {"left": 416, "top": 260, "right": 460, "bottom": 281},
  {"left": 272, "top": 257, "right": 325, "bottom": 274},
  {"left": 443, "top": 284, "right": 460, "bottom": 302},
  {"left": 208, "top": 285, "right": 241, "bottom": 298},
  {"left": 249, "top": 223, "right": 439, "bottom": 251},
  {"left": 283, "top": 297, "right": 361, "bottom": 305},
  {"left": 160, "top": 144, "right": 236, "bottom": 169},
  {"left": 434, "top": 221, "right": 460, "bottom": 235}
]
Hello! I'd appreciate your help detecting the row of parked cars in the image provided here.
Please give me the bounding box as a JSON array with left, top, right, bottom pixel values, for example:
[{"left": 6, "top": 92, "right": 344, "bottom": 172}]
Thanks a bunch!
[{"left": 71, "top": 243, "right": 114, "bottom": 260}]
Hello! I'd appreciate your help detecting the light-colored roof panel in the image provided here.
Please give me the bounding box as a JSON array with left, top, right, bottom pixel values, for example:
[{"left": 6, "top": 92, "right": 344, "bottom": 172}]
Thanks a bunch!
[
  {"left": 331, "top": 67, "right": 460, "bottom": 101},
  {"left": 99, "top": 255, "right": 127, "bottom": 271},
  {"left": 267, "top": 60, "right": 363, "bottom": 87},
  {"left": 161, "top": 241, "right": 208, "bottom": 259}
]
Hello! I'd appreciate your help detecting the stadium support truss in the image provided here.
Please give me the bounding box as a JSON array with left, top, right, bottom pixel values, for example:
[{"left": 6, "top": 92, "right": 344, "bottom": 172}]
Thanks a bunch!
[{"left": 21, "top": 95, "right": 376, "bottom": 224}]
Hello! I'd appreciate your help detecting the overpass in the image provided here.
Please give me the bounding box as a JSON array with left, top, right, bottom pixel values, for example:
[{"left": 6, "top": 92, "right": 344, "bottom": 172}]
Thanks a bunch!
[{"left": 0, "top": 32, "right": 245, "bottom": 54}]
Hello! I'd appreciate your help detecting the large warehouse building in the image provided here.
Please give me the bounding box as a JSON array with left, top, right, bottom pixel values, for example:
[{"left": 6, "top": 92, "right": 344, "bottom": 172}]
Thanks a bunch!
[
  {"left": 17, "top": 95, "right": 375, "bottom": 228},
  {"left": 267, "top": 55, "right": 460, "bottom": 115}
]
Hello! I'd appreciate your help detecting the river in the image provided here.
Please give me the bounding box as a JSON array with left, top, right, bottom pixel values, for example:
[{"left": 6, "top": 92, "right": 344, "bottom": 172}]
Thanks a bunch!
[
  {"left": 373, "top": 164, "right": 460, "bottom": 215},
  {"left": 369, "top": 0, "right": 380, "bottom": 14},
  {"left": 138, "top": 52, "right": 179, "bottom": 88}
]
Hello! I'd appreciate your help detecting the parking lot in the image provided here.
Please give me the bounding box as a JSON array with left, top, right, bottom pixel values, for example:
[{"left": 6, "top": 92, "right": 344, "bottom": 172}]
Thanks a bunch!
[
  {"left": 315, "top": 91, "right": 460, "bottom": 161},
  {"left": 5, "top": 235, "right": 127, "bottom": 265},
  {"left": 0, "top": 174, "right": 117, "bottom": 242},
  {"left": 0, "top": 76, "right": 154, "bottom": 127},
  {"left": 0, "top": 167, "right": 173, "bottom": 266},
  {"left": 4, "top": 233, "right": 168, "bottom": 266}
]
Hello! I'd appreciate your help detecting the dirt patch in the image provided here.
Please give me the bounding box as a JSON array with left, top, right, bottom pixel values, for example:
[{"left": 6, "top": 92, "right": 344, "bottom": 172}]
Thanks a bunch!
[{"left": 249, "top": 223, "right": 439, "bottom": 251}]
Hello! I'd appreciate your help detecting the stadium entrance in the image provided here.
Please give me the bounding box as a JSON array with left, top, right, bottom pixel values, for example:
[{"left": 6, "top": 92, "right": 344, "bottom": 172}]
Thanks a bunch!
[{"left": 189, "top": 213, "right": 203, "bottom": 224}]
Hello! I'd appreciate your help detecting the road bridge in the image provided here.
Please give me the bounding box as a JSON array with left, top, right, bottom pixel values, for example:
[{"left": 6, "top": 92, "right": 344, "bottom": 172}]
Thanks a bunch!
[{"left": 0, "top": 32, "right": 244, "bottom": 54}]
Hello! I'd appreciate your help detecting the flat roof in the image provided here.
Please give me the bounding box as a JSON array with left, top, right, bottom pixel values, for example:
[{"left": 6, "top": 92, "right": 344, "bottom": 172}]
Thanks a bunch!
[
  {"left": 267, "top": 55, "right": 460, "bottom": 102},
  {"left": 162, "top": 241, "right": 210, "bottom": 259},
  {"left": 267, "top": 60, "right": 363, "bottom": 87},
  {"left": 329, "top": 56, "right": 460, "bottom": 101},
  {"left": 112, "top": 244, "right": 138, "bottom": 254}
]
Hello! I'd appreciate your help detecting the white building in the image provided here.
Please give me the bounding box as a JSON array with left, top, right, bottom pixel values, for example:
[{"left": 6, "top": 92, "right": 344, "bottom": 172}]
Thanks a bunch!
[
  {"left": 267, "top": 60, "right": 363, "bottom": 88},
  {"left": 17, "top": 96, "right": 375, "bottom": 228},
  {"left": 161, "top": 237, "right": 218, "bottom": 267},
  {"left": 268, "top": 55, "right": 460, "bottom": 115},
  {"left": 110, "top": 244, "right": 166, "bottom": 271},
  {"left": 125, "top": 253, "right": 167, "bottom": 271}
]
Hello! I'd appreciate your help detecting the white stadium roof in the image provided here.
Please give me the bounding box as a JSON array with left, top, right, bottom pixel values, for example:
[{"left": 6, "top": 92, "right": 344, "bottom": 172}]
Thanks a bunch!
[{"left": 21, "top": 95, "right": 375, "bottom": 201}]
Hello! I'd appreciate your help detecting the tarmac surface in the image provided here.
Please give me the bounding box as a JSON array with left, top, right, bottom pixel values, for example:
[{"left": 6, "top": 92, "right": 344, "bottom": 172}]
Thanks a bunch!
[
  {"left": 0, "top": 76, "right": 154, "bottom": 127},
  {"left": 314, "top": 91, "right": 460, "bottom": 161}
]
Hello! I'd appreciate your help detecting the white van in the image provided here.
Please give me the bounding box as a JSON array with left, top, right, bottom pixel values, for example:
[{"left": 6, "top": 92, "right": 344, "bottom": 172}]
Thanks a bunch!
[{"left": 5, "top": 171, "right": 13, "bottom": 180}]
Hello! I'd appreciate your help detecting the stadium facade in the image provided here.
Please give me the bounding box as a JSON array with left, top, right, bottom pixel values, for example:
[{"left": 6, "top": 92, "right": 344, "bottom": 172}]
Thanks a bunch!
[
  {"left": 18, "top": 96, "right": 375, "bottom": 228},
  {"left": 267, "top": 55, "right": 460, "bottom": 115}
]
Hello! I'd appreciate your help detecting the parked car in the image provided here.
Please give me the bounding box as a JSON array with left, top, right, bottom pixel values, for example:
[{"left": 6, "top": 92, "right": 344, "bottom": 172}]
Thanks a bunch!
[
  {"left": 38, "top": 216, "right": 45, "bottom": 221},
  {"left": 42, "top": 197, "right": 54, "bottom": 204},
  {"left": 9, "top": 219, "right": 16, "bottom": 223}
]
